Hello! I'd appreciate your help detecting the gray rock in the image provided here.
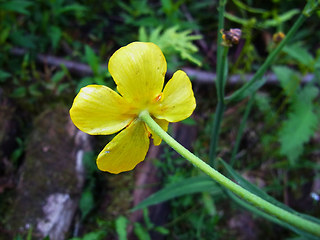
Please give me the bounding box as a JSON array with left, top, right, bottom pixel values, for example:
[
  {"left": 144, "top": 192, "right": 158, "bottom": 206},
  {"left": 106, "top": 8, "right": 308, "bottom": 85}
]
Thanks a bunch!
[{"left": 5, "top": 106, "right": 90, "bottom": 240}]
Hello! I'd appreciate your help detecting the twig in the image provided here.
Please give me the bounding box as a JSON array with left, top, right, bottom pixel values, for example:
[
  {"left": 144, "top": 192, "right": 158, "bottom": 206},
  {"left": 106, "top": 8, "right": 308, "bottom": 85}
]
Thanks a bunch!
[
  {"left": 10, "top": 47, "right": 105, "bottom": 76},
  {"left": 10, "top": 47, "right": 315, "bottom": 85},
  {"left": 182, "top": 67, "right": 315, "bottom": 85}
]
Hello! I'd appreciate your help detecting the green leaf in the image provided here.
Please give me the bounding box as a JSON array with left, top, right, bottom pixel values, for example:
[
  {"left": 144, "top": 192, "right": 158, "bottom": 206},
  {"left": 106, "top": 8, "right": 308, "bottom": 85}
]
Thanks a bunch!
[
  {"left": 13, "top": 235, "right": 23, "bottom": 240},
  {"left": 272, "top": 66, "right": 300, "bottom": 97},
  {"left": 29, "top": 84, "right": 42, "bottom": 97},
  {"left": 138, "top": 26, "right": 202, "bottom": 66},
  {"left": 84, "top": 45, "right": 99, "bottom": 75},
  {"left": 10, "top": 30, "right": 36, "bottom": 49},
  {"left": 132, "top": 176, "right": 222, "bottom": 211},
  {"left": 259, "top": 9, "right": 300, "bottom": 28},
  {"left": 142, "top": 208, "right": 154, "bottom": 229},
  {"left": 225, "top": 9, "right": 299, "bottom": 28},
  {"left": 57, "top": 83, "right": 70, "bottom": 94},
  {"left": 10, "top": 147, "right": 24, "bottom": 164},
  {"left": 0, "top": 26, "right": 11, "bottom": 44},
  {"left": 315, "top": 55, "right": 320, "bottom": 70},
  {"left": 79, "top": 188, "right": 95, "bottom": 219},
  {"left": 232, "top": 0, "right": 266, "bottom": 14},
  {"left": 26, "top": 226, "right": 33, "bottom": 240},
  {"left": 134, "top": 222, "right": 151, "bottom": 240},
  {"left": 49, "top": 26, "right": 62, "bottom": 50},
  {"left": 116, "top": 216, "right": 128, "bottom": 240},
  {"left": 82, "top": 151, "right": 98, "bottom": 174},
  {"left": 51, "top": 71, "right": 65, "bottom": 83},
  {"left": 283, "top": 44, "right": 314, "bottom": 67},
  {"left": 224, "top": 12, "right": 251, "bottom": 25},
  {"left": 303, "top": 0, "right": 319, "bottom": 16},
  {"left": 202, "top": 192, "right": 217, "bottom": 216},
  {"left": 161, "top": 0, "right": 173, "bottom": 15},
  {"left": 93, "top": 76, "right": 106, "bottom": 85},
  {"left": 11, "top": 87, "right": 27, "bottom": 98},
  {"left": 69, "top": 231, "right": 106, "bottom": 240},
  {"left": 0, "top": 70, "right": 11, "bottom": 82},
  {"left": 0, "top": 0, "right": 33, "bottom": 15},
  {"left": 56, "top": 4, "right": 87, "bottom": 15},
  {"left": 181, "top": 117, "right": 196, "bottom": 126},
  {"left": 138, "top": 27, "right": 148, "bottom": 42},
  {"left": 278, "top": 86, "right": 319, "bottom": 164},
  {"left": 118, "top": 0, "right": 152, "bottom": 17},
  {"left": 154, "top": 226, "right": 169, "bottom": 235}
]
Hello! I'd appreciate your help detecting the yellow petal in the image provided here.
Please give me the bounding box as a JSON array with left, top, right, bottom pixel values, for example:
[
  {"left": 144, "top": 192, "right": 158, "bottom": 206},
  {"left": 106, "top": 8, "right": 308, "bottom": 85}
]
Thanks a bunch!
[
  {"left": 97, "top": 119, "right": 150, "bottom": 174},
  {"left": 152, "top": 70, "right": 196, "bottom": 122},
  {"left": 70, "top": 85, "right": 135, "bottom": 135},
  {"left": 108, "top": 42, "right": 167, "bottom": 106},
  {"left": 146, "top": 118, "right": 169, "bottom": 146}
]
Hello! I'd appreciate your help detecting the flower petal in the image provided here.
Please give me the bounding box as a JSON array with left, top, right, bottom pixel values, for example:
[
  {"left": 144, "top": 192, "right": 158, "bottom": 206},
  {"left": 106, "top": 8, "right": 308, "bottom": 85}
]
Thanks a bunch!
[
  {"left": 108, "top": 42, "right": 167, "bottom": 106},
  {"left": 147, "top": 118, "right": 169, "bottom": 146},
  {"left": 70, "top": 85, "right": 135, "bottom": 135},
  {"left": 97, "top": 119, "right": 150, "bottom": 174},
  {"left": 152, "top": 70, "right": 196, "bottom": 122}
]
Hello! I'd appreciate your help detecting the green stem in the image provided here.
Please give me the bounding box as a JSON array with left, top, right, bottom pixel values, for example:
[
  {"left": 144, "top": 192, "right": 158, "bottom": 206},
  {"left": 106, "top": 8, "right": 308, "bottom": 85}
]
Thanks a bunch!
[
  {"left": 218, "top": 47, "right": 229, "bottom": 101},
  {"left": 210, "top": 0, "right": 228, "bottom": 167},
  {"left": 230, "top": 93, "right": 255, "bottom": 166},
  {"left": 216, "top": 0, "right": 227, "bottom": 98},
  {"left": 209, "top": 47, "right": 228, "bottom": 167},
  {"left": 139, "top": 110, "right": 320, "bottom": 237},
  {"left": 209, "top": 101, "right": 225, "bottom": 167}
]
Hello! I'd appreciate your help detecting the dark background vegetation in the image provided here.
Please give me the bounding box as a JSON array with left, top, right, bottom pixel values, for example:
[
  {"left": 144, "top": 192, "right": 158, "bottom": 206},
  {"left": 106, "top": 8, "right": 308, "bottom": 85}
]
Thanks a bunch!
[{"left": 0, "top": 0, "right": 319, "bottom": 239}]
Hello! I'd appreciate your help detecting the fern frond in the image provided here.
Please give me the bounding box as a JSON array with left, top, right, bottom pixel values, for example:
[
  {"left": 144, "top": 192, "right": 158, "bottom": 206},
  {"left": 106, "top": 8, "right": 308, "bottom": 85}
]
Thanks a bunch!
[{"left": 138, "top": 26, "right": 202, "bottom": 66}]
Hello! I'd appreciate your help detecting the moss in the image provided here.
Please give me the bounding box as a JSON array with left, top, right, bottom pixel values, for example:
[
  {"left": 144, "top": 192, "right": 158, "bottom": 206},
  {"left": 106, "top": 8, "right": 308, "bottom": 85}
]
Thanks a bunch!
[
  {"left": 0, "top": 97, "right": 17, "bottom": 160},
  {"left": 4, "top": 106, "right": 82, "bottom": 237}
]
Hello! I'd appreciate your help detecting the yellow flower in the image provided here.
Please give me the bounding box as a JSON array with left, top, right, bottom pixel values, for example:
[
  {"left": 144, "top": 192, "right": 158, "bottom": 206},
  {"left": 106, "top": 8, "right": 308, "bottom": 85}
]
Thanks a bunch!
[{"left": 70, "top": 42, "right": 196, "bottom": 174}]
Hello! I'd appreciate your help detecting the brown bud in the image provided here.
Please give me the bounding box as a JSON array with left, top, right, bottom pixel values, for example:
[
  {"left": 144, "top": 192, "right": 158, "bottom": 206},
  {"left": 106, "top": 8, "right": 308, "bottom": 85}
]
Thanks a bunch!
[
  {"left": 221, "top": 28, "right": 242, "bottom": 46},
  {"left": 272, "top": 32, "right": 285, "bottom": 43}
]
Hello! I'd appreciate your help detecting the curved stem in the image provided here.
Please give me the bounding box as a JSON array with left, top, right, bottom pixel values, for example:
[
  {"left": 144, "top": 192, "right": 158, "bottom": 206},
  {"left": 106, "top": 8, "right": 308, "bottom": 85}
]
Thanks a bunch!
[{"left": 139, "top": 110, "right": 320, "bottom": 237}]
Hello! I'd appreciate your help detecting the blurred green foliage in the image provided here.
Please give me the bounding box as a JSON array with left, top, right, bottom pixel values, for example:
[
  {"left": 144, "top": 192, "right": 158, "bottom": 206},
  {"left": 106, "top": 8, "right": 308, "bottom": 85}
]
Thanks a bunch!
[{"left": 0, "top": 0, "right": 320, "bottom": 239}]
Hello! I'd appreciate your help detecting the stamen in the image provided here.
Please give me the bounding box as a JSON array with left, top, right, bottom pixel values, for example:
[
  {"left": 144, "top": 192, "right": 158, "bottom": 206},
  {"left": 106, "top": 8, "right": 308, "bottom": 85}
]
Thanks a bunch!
[{"left": 153, "top": 93, "right": 163, "bottom": 102}]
